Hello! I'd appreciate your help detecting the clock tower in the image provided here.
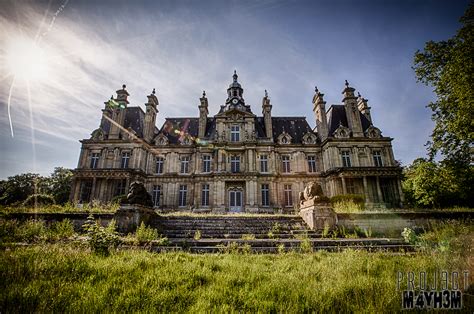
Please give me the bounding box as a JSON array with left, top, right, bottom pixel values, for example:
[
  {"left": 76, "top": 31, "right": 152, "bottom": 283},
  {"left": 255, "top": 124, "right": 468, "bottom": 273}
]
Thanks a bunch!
[{"left": 225, "top": 70, "right": 246, "bottom": 110}]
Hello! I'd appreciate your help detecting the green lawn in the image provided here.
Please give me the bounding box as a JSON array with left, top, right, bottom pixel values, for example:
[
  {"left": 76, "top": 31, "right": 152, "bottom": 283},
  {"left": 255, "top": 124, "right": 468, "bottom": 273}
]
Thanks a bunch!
[{"left": 1, "top": 244, "right": 472, "bottom": 312}]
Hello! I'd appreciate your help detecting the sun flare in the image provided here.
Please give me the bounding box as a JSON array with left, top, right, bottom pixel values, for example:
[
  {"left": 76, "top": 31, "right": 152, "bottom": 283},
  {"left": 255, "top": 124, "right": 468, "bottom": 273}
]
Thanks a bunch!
[{"left": 6, "top": 36, "right": 50, "bottom": 82}]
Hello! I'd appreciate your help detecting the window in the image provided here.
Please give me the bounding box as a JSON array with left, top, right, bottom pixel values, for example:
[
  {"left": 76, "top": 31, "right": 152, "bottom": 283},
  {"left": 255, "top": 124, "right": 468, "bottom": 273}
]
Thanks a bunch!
[
  {"left": 115, "top": 179, "right": 127, "bottom": 196},
  {"left": 180, "top": 156, "right": 190, "bottom": 174},
  {"left": 307, "top": 156, "right": 316, "bottom": 173},
  {"left": 90, "top": 153, "right": 100, "bottom": 169},
  {"left": 260, "top": 155, "right": 268, "bottom": 173},
  {"left": 201, "top": 184, "right": 210, "bottom": 207},
  {"left": 261, "top": 184, "right": 270, "bottom": 207},
  {"left": 230, "top": 155, "right": 240, "bottom": 173},
  {"left": 202, "top": 155, "right": 211, "bottom": 173},
  {"left": 341, "top": 151, "right": 351, "bottom": 167},
  {"left": 178, "top": 185, "right": 187, "bottom": 207},
  {"left": 284, "top": 184, "right": 293, "bottom": 207},
  {"left": 230, "top": 125, "right": 240, "bottom": 142},
  {"left": 282, "top": 155, "right": 291, "bottom": 173},
  {"left": 373, "top": 151, "right": 383, "bottom": 167},
  {"left": 121, "top": 152, "right": 130, "bottom": 169},
  {"left": 155, "top": 157, "right": 164, "bottom": 174},
  {"left": 152, "top": 185, "right": 161, "bottom": 207},
  {"left": 346, "top": 179, "right": 357, "bottom": 194}
]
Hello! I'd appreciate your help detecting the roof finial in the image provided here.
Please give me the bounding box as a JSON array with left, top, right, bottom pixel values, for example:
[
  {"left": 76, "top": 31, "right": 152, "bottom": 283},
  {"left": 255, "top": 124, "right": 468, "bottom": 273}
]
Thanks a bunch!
[
  {"left": 357, "top": 92, "right": 361, "bottom": 98},
  {"left": 152, "top": 88, "right": 156, "bottom": 95},
  {"left": 122, "top": 84, "right": 126, "bottom": 89},
  {"left": 110, "top": 95, "right": 113, "bottom": 99},
  {"left": 264, "top": 89, "right": 268, "bottom": 97},
  {"left": 315, "top": 86, "right": 319, "bottom": 93},
  {"left": 202, "top": 90, "right": 206, "bottom": 97},
  {"left": 233, "top": 70, "right": 238, "bottom": 82},
  {"left": 344, "top": 80, "right": 349, "bottom": 88}
]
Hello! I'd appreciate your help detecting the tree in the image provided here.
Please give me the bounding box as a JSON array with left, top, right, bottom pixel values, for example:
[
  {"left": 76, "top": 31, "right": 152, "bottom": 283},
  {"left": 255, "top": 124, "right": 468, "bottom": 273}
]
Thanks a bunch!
[
  {"left": 49, "top": 167, "right": 73, "bottom": 204},
  {"left": 0, "top": 173, "right": 48, "bottom": 205},
  {"left": 402, "top": 158, "right": 472, "bottom": 208},
  {"left": 413, "top": 4, "right": 474, "bottom": 165}
]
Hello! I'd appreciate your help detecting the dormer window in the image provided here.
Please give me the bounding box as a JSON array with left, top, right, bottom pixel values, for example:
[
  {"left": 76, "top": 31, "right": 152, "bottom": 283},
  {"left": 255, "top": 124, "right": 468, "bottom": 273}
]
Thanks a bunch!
[
  {"left": 233, "top": 90, "right": 237, "bottom": 97},
  {"left": 282, "top": 137, "right": 288, "bottom": 144},
  {"left": 231, "top": 125, "right": 240, "bottom": 142}
]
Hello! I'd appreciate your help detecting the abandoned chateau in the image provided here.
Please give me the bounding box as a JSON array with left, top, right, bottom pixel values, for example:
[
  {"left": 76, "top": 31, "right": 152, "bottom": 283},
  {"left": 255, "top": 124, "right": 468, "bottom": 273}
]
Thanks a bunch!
[{"left": 70, "top": 72, "right": 404, "bottom": 212}]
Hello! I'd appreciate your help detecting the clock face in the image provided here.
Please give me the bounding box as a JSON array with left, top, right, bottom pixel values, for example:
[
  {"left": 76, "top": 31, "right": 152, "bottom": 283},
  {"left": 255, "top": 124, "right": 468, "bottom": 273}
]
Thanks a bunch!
[{"left": 232, "top": 98, "right": 239, "bottom": 105}]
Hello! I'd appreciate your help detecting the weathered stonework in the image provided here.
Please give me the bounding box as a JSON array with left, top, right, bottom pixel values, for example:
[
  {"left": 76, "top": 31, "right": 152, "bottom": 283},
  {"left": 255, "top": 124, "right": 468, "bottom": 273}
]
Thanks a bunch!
[
  {"left": 70, "top": 74, "right": 404, "bottom": 213},
  {"left": 114, "top": 204, "right": 157, "bottom": 233}
]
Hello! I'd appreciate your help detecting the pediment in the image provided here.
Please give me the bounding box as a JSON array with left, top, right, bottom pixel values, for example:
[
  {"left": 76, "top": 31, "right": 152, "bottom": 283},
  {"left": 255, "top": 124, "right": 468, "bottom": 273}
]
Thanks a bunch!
[
  {"left": 154, "top": 134, "right": 169, "bottom": 146},
  {"left": 215, "top": 108, "right": 255, "bottom": 119},
  {"left": 333, "top": 125, "right": 351, "bottom": 139},
  {"left": 302, "top": 132, "right": 317, "bottom": 145},
  {"left": 277, "top": 131, "right": 293, "bottom": 144},
  {"left": 365, "top": 125, "right": 382, "bottom": 138}
]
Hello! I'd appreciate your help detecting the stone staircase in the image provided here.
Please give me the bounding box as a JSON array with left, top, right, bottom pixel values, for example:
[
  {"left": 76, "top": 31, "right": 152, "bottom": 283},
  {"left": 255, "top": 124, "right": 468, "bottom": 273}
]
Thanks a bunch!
[{"left": 149, "top": 215, "right": 414, "bottom": 253}]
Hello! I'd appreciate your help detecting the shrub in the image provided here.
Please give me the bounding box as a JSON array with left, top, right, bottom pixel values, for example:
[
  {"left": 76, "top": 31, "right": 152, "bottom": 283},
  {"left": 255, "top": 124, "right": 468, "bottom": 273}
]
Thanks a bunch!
[
  {"left": 16, "top": 219, "right": 47, "bottom": 242},
  {"left": 241, "top": 234, "right": 255, "bottom": 240},
  {"left": 330, "top": 194, "right": 365, "bottom": 213},
  {"left": 277, "top": 243, "right": 285, "bottom": 254},
  {"left": 48, "top": 219, "right": 75, "bottom": 240},
  {"left": 135, "top": 222, "right": 159, "bottom": 244},
  {"left": 194, "top": 230, "right": 201, "bottom": 240},
  {"left": 82, "top": 215, "right": 120, "bottom": 255},
  {"left": 22, "top": 194, "right": 55, "bottom": 207}
]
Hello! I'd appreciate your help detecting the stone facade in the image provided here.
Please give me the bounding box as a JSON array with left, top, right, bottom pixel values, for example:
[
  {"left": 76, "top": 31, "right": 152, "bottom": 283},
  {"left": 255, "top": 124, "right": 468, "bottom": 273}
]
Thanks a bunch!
[{"left": 70, "top": 72, "right": 404, "bottom": 212}]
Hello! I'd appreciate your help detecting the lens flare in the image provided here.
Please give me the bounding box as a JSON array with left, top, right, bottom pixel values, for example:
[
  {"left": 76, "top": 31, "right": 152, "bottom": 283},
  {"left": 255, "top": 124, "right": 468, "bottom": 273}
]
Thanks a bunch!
[{"left": 6, "top": 36, "right": 50, "bottom": 81}]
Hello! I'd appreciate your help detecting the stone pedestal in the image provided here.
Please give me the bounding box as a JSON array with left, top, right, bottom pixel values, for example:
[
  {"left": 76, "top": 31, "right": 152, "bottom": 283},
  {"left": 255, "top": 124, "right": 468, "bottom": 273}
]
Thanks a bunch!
[
  {"left": 114, "top": 204, "right": 158, "bottom": 234},
  {"left": 299, "top": 201, "right": 337, "bottom": 231}
]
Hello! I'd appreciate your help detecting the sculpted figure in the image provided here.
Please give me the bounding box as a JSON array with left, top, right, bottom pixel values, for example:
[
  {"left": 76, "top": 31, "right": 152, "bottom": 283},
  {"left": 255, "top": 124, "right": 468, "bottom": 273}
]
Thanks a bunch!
[
  {"left": 121, "top": 181, "right": 154, "bottom": 207},
  {"left": 299, "top": 181, "right": 328, "bottom": 205}
]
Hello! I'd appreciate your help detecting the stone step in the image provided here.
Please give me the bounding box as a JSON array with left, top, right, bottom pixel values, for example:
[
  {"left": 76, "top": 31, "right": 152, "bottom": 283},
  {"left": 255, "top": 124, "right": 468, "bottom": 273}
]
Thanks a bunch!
[
  {"left": 167, "top": 238, "right": 408, "bottom": 247},
  {"left": 163, "top": 233, "right": 321, "bottom": 239}
]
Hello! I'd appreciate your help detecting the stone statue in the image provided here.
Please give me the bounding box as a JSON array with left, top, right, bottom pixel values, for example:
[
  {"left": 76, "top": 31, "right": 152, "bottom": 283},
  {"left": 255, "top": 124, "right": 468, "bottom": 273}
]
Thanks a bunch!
[
  {"left": 299, "top": 181, "right": 329, "bottom": 206},
  {"left": 121, "top": 181, "right": 154, "bottom": 207}
]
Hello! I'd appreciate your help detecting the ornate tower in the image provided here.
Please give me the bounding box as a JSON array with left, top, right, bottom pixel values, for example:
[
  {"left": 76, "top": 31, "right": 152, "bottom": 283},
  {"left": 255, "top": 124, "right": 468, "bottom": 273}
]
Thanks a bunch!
[
  {"left": 198, "top": 91, "right": 209, "bottom": 138},
  {"left": 357, "top": 92, "right": 372, "bottom": 124},
  {"left": 262, "top": 90, "right": 273, "bottom": 139},
  {"left": 144, "top": 88, "right": 159, "bottom": 143},
  {"left": 342, "top": 80, "right": 364, "bottom": 137},
  {"left": 312, "top": 86, "right": 328, "bottom": 140},
  {"left": 108, "top": 84, "right": 129, "bottom": 140},
  {"left": 224, "top": 70, "right": 246, "bottom": 110}
]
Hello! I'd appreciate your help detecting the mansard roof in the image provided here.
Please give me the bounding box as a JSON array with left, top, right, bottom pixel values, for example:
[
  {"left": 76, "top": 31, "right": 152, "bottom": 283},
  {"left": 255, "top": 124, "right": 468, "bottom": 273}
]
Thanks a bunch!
[
  {"left": 100, "top": 106, "right": 150, "bottom": 138},
  {"left": 156, "top": 116, "right": 316, "bottom": 144},
  {"left": 326, "top": 105, "right": 372, "bottom": 137}
]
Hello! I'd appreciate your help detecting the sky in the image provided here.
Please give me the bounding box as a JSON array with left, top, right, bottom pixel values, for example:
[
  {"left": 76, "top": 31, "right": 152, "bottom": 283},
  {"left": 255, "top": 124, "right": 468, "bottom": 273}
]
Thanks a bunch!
[{"left": 0, "top": 0, "right": 470, "bottom": 179}]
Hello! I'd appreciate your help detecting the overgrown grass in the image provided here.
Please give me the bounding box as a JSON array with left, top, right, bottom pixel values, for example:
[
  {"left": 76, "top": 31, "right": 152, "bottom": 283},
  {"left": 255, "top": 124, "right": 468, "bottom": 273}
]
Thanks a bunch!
[
  {"left": 0, "top": 201, "right": 120, "bottom": 214},
  {"left": 0, "top": 218, "right": 75, "bottom": 243},
  {"left": 0, "top": 244, "right": 471, "bottom": 312}
]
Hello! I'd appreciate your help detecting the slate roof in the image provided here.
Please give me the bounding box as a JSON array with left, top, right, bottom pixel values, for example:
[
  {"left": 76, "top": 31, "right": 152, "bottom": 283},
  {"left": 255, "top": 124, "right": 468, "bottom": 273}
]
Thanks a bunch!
[
  {"left": 100, "top": 106, "right": 157, "bottom": 139},
  {"left": 156, "top": 116, "right": 316, "bottom": 144},
  {"left": 327, "top": 105, "right": 372, "bottom": 136}
]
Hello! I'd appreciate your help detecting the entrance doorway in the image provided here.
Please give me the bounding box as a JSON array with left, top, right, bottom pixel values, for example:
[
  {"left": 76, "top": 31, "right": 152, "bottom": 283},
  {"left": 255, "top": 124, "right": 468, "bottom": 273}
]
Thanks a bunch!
[{"left": 229, "top": 189, "right": 243, "bottom": 212}]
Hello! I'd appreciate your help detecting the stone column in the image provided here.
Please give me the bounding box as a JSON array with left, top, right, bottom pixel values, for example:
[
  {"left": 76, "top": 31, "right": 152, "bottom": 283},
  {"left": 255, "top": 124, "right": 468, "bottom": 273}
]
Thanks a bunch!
[
  {"left": 363, "top": 176, "right": 369, "bottom": 202},
  {"left": 91, "top": 177, "right": 97, "bottom": 201},
  {"left": 396, "top": 178, "right": 404, "bottom": 206},
  {"left": 341, "top": 177, "right": 347, "bottom": 195},
  {"left": 376, "top": 176, "right": 383, "bottom": 203}
]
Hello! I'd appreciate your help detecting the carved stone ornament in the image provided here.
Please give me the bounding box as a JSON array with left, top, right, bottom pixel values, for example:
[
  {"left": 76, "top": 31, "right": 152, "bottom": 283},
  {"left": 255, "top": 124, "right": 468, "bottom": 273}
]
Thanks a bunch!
[{"left": 90, "top": 128, "right": 105, "bottom": 140}]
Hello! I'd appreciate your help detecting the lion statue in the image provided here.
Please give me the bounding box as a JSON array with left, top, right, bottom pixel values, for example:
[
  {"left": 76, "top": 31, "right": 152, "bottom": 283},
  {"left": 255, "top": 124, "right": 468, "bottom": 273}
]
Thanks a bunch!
[
  {"left": 121, "top": 181, "right": 154, "bottom": 207},
  {"left": 299, "top": 182, "right": 328, "bottom": 205}
]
